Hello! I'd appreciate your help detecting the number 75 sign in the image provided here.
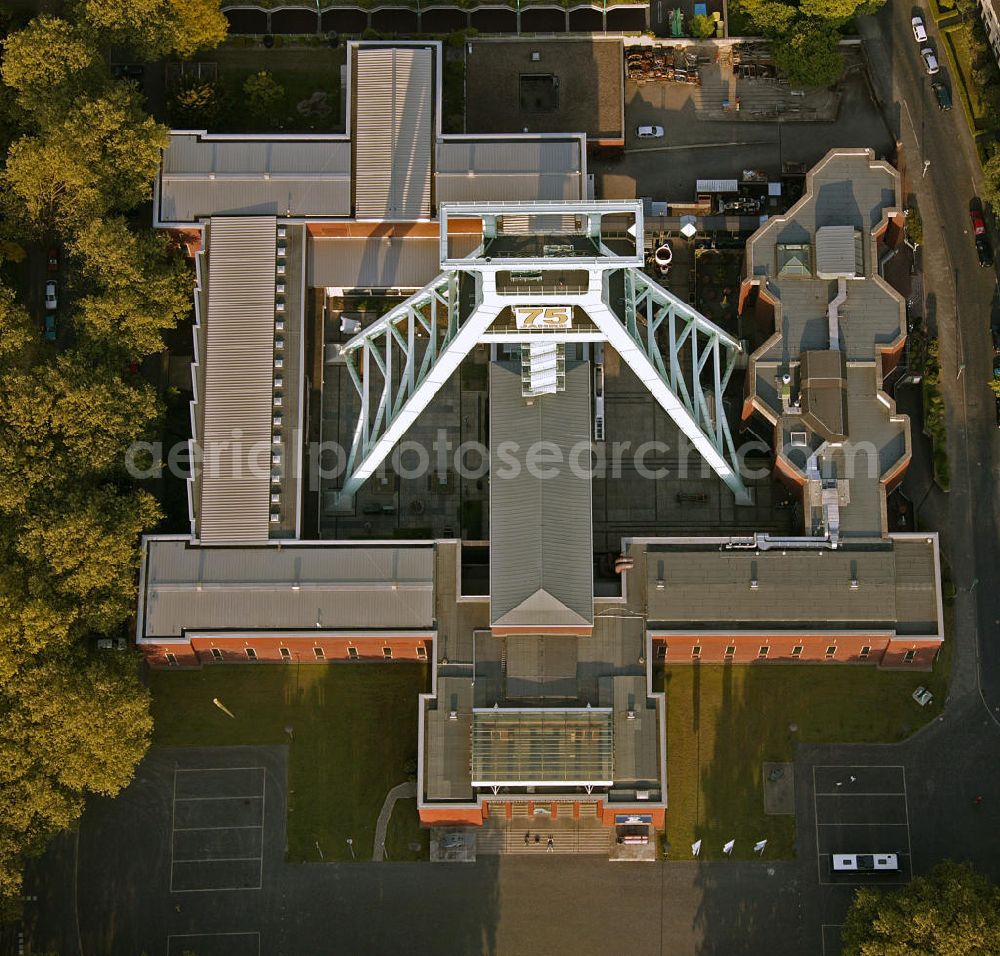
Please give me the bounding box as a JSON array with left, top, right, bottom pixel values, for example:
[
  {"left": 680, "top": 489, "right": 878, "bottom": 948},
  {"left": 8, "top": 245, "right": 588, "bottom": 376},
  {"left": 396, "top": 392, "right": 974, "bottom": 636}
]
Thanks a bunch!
[{"left": 513, "top": 306, "right": 573, "bottom": 330}]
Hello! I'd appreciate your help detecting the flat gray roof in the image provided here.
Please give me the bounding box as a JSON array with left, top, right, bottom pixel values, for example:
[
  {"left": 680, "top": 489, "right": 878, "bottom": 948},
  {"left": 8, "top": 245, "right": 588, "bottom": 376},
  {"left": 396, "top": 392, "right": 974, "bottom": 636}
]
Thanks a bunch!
[
  {"left": 308, "top": 234, "right": 480, "bottom": 290},
  {"left": 425, "top": 676, "right": 474, "bottom": 800},
  {"left": 435, "top": 139, "right": 584, "bottom": 204},
  {"left": 139, "top": 538, "right": 435, "bottom": 639},
  {"left": 489, "top": 362, "right": 594, "bottom": 629},
  {"left": 645, "top": 539, "right": 939, "bottom": 637},
  {"left": 159, "top": 133, "right": 352, "bottom": 223}
]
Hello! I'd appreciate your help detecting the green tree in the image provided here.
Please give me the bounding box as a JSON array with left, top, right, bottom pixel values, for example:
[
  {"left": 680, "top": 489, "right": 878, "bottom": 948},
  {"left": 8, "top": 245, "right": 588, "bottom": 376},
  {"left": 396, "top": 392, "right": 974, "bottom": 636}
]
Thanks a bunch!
[
  {"left": 0, "top": 354, "right": 160, "bottom": 513},
  {"left": 982, "top": 153, "right": 1000, "bottom": 210},
  {"left": 0, "top": 649, "right": 152, "bottom": 904},
  {"left": 742, "top": 0, "right": 798, "bottom": 35},
  {"left": 78, "top": 0, "right": 226, "bottom": 59},
  {"left": 69, "top": 219, "right": 192, "bottom": 356},
  {"left": 772, "top": 22, "right": 844, "bottom": 87},
  {"left": 842, "top": 860, "right": 1000, "bottom": 954},
  {"left": 1, "top": 88, "right": 168, "bottom": 234},
  {"left": 798, "top": 0, "right": 863, "bottom": 20},
  {"left": 690, "top": 13, "right": 717, "bottom": 37},
  {"left": 167, "top": 0, "right": 228, "bottom": 58},
  {"left": 244, "top": 71, "right": 285, "bottom": 125},
  {"left": 0, "top": 16, "right": 104, "bottom": 120},
  {"left": 17, "top": 487, "right": 160, "bottom": 633},
  {"left": 0, "top": 285, "right": 32, "bottom": 361}
]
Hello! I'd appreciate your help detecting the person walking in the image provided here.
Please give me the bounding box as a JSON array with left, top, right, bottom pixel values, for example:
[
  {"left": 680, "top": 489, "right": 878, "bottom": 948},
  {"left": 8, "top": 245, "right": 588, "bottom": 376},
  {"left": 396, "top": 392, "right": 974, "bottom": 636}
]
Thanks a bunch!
[{"left": 546, "top": 836, "right": 554, "bottom": 853}]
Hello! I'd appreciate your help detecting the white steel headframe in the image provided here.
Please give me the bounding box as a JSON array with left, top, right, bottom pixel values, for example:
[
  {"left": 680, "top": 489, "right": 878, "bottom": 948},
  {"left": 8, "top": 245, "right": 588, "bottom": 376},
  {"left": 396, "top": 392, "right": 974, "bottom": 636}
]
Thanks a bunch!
[{"left": 334, "top": 201, "right": 751, "bottom": 507}]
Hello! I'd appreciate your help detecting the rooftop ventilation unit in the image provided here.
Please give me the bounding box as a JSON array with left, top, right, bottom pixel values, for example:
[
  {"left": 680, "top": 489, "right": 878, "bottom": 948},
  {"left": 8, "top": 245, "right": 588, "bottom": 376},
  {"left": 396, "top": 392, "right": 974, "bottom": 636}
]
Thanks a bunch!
[
  {"left": 270, "top": 511, "right": 280, "bottom": 523},
  {"left": 448, "top": 710, "right": 458, "bottom": 720},
  {"left": 626, "top": 709, "right": 637, "bottom": 720},
  {"left": 531, "top": 51, "right": 541, "bottom": 61},
  {"left": 274, "top": 356, "right": 284, "bottom": 369},
  {"left": 272, "top": 433, "right": 281, "bottom": 445},
  {"left": 276, "top": 261, "right": 286, "bottom": 276},
  {"left": 275, "top": 337, "right": 285, "bottom": 350},
  {"left": 275, "top": 317, "right": 285, "bottom": 332},
  {"left": 273, "top": 413, "right": 282, "bottom": 427},
  {"left": 276, "top": 299, "right": 286, "bottom": 313},
  {"left": 850, "top": 578, "right": 859, "bottom": 590},
  {"left": 276, "top": 281, "right": 286, "bottom": 295},
  {"left": 750, "top": 578, "right": 759, "bottom": 590},
  {"left": 274, "top": 375, "right": 284, "bottom": 389},
  {"left": 656, "top": 578, "right": 665, "bottom": 591},
  {"left": 277, "top": 241, "right": 287, "bottom": 257},
  {"left": 790, "top": 431, "right": 808, "bottom": 447},
  {"left": 271, "top": 492, "right": 281, "bottom": 504},
  {"left": 273, "top": 394, "right": 283, "bottom": 407},
  {"left": 277, "top": 225, "right": 287, "bottom": 239},
  {"left": 272, "top": 451, "right": 282, "bottom": 466}
]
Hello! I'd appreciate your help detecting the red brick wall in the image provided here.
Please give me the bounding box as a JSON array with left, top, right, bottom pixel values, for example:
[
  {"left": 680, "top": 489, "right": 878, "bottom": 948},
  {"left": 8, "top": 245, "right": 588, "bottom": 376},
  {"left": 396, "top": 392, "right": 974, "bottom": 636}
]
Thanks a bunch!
[
  {"left": 141, "top": 635, "right": 431, "bottom": 668},
  {"left": 651, "top": 633, "right": 940, "bottom": 667},
  {"left": 418, "top": 806, "right": 485, "bottom": 826},
  {"left": 599, "top": 805, "right": 665, "bottom": 827}
]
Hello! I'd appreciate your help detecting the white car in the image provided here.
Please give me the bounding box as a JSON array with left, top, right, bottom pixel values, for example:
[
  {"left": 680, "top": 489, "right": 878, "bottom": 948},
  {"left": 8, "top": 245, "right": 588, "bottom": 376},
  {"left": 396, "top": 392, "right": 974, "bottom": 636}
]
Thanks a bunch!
[
  {"left": 636, "top": 125, "right": 664, "bottom": 139},
  {"left": 912, "top": 16, "right": 927, "bottom": 43},
  {"left": 912, "top": 686, "right": 934, "bottom": 707},
  {"left": 921, "top": 47, "right": 939, "bottom": 75},
  {"left": 44, "top": 280, "right": 57, "bottom": 310}
]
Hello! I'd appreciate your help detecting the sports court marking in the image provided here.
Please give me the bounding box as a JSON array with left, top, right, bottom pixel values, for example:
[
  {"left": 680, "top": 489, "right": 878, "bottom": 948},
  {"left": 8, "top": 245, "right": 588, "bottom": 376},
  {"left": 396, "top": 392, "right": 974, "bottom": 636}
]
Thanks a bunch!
[
  {"left": 170, "top": 767, "right": 266, "bottom": 893},
  {"left": 166, "top": 931, "right": 260, "bottom": 956},
  {"left": 812, "top": 765, "right": 912, "bottom": 886}
]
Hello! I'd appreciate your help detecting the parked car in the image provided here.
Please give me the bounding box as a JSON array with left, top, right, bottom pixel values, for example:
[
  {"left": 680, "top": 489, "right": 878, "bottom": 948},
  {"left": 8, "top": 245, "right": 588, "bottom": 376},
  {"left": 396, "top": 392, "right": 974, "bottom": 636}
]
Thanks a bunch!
[
  {"left": 971, "top": 210, "right": 994, "bottom": 267},
  {"left": 46, "top": 247, "right": 59, "bottom": 272},
  {"left": 921, "top": 47, "right": 939, "bottom": 75},
  {"left": 43, "top": 313, "right": 57, "bottom": 342},
  {"left": 912, "top": 15, "right": 928, "bottom": 42},
  {"left": 636, "top": 125, "right": 664, "bottom": 139},
  {"left": 931, "top": 80, "right": 952, "bottom": 111},
  {"left": 44, "top": 280, "right": 57, "bottom": 310},
  {"left": 912, "top": 686, "right": 933, "bottom": 707}
]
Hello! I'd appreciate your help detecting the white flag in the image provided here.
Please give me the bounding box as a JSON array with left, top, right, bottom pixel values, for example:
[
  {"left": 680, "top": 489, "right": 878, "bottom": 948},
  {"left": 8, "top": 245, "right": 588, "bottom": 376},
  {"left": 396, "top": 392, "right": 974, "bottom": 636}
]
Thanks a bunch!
[
  {"left": 754, "top": 839, "right": 767, "bottom": 855},
  {"left": 723, "top": 839, "right": 735, "bottom": 855},
  {"left": 691, "top": 839, "right": 702, "bottom": 857}
]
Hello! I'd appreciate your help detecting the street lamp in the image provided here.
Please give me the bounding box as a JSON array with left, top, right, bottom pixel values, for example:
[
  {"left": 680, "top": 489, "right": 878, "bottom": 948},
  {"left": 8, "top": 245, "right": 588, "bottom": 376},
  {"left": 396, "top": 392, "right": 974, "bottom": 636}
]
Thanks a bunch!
[{"left": 922, "top": 159, "right": 931, "bottom": 178}]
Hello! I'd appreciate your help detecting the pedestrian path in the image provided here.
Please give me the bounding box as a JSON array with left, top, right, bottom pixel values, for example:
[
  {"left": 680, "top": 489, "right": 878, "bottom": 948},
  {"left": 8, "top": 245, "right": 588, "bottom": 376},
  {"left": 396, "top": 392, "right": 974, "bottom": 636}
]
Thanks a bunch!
[{"left": 372, "top": 780, "right": 417, "bottom": 862}]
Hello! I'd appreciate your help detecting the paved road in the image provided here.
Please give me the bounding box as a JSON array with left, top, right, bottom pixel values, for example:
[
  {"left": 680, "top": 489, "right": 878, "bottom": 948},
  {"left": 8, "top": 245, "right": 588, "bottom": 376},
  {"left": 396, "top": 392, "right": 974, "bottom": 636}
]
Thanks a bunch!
[{"left": 860, "top": 4, "right": 1000, "bottom": 721}]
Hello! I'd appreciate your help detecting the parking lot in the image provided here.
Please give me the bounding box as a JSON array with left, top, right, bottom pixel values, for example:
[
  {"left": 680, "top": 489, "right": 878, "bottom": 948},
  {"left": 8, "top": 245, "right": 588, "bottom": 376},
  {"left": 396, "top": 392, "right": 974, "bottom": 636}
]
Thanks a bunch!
[
  {"left": 812, "top": 764, "right": 912, "bottom": 886},
  {"left": 170, "top": 766, "right": 267, "bottom": 892},
  {"left": 167, "top": 931, "right": 261, "bottom": 956}
]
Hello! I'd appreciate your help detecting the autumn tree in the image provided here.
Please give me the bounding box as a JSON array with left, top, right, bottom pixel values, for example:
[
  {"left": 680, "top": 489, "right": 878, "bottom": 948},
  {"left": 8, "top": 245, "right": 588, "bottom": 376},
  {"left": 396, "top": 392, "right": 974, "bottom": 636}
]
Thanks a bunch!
[
  {"left": 77, "top": 0, "right": 226, "bottom": 59},
  {"left": 0, "top": 649, "right": 152, "bottom": 904},
  {"left": 982, "top": 153, "right": 1000, "bottom": 211},
  {"left": 842, "top": 860, "right": 1000, "bottom": 954},
  {"left": 69, "top": 218, "right": 193, "bottom": 356},
  {"left": 0, "top": 16, "right": 104, "bottom": 121}
]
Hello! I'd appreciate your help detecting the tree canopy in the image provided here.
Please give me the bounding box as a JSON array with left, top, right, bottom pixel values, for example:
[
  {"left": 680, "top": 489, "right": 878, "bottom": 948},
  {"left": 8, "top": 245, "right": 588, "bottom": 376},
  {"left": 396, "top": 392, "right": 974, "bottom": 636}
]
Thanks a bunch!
[
  {"left": 76, "top": 0, "right": 227, "bottom": 59},
  {"left": 772, "top": 22, "right": 844, "bottom": 88},
  {"left": 842, "top": 860, "right": 1000, "bottom": 954},
  {"left": 0, "top": 16, "right": 103, "bottom": 120}
]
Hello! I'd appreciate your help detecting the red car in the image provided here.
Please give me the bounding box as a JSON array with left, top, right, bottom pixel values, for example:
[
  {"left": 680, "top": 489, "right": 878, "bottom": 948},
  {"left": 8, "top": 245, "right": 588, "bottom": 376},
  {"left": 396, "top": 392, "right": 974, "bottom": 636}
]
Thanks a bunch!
[
  {"left": 46, "top": 247, "right": 58, "bottom": 272},
  {"left": 971, "top": 210, "right": 994, "bottom": 267}
]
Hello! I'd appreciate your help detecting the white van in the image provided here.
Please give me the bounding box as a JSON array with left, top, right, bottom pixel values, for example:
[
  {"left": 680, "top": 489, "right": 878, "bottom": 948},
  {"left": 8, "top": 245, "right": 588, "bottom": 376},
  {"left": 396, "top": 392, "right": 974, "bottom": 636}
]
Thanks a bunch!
[
  {"left": 636, "top": 125, "right": 664, "bottom": 139},
  {"left": 832, "top": 853, "right": 900, "bottom": 873}
]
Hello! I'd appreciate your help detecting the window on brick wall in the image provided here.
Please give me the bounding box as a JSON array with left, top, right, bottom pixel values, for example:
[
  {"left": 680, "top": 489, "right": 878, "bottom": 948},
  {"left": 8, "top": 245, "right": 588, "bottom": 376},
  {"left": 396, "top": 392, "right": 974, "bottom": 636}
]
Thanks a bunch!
[
  {"left": 903, "top": 649, "right": 916, "bottom": 663},
  {"left": 166, "top": 652, "right": 177, "bottom": 666},
  {"left": 691, "top": 645, "right": 701, "bottom": 659},
  {"left": 313, "top": 646, "right": 325, "bottom": 660},
  {"left": 245, "top": 647, "right": 257, "bottom": 660},
  {"left": 382, "top": 646, "right": 393, "bottom": 659},
  {"left": 758, "top": 645, "right": 769, "bottom": 658},
  {"left": 791, "top": 645, "right": 803, "bottom": 657},
  {"left": 725, "top": 645, "right": 736, "bottom": 658},
  {"left": 825, "top": 645, "right": 837, "bottom": 658},
  {"left": 859, "top": 645, "right": 871, "bottom": 660},
  {"left": 347, "top": 646, "right": 358, "bottom": 659},
  {"left": 416, "top": 645, "right": 427, "bottom": 660},
  {"left": 279, "top": 647, "right": 291, "bottom": 660},
  {"left": 211, "top": 648, "right": 223, "bottom": 661}
]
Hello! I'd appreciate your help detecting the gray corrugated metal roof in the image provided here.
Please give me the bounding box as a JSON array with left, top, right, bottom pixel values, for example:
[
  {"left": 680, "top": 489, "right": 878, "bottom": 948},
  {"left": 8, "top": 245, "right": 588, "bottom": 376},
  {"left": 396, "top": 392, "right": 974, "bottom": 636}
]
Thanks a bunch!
[
  {"left": 815, "top": 226, "right": 861, "bottom": 278},
  {"left": 435, "top": 139, "right": 583, "bottom": 204},
  {"left": 159, "top": 133, "right": 351, "bottom": 222},
  {"left": 489, "top": 362, "right": 594, "bottom": 629},
  {"left": 309, "top": 235, "right": 480, "bottom": 289},
  {"left": 198, "top": 217, "right": 277, "bottom": 544},
  {"left": 354, "top": 48, "right": 433, "bottom": 220},
  {"left": 140, "top": 538, "right": 435, "bottom": 638}
]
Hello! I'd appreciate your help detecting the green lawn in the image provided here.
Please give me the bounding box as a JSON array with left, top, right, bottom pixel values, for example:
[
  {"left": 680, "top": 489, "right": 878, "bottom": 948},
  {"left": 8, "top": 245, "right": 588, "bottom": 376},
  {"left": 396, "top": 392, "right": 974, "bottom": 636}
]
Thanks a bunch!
[
  {"left": 658, "top": 646, "right": 951, "bottom": 860},
  {"left": 942, "top": 26, "right": 989, "bottom": 133},
  {"left": 384, "top": 798, "right": 429, "bottom": 862},
  {"left": 150, "top": 663, "right": 429, "bottom": 861}
]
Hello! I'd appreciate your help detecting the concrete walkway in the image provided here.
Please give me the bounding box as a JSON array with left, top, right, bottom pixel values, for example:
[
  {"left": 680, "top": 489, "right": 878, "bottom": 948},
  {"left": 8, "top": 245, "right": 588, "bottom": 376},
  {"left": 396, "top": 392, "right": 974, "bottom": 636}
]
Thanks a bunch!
[{"left": 372, "top": 781, "right": 417, "bottom": 862}]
